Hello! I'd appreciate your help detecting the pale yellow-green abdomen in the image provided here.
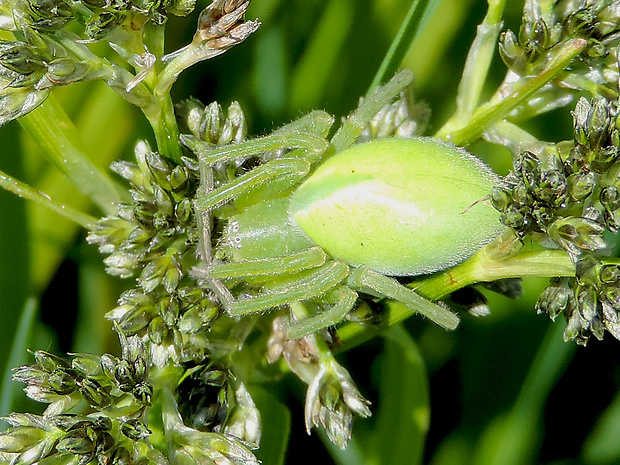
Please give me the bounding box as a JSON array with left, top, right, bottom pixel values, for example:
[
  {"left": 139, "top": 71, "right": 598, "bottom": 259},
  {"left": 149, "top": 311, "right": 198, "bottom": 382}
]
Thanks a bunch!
[{"left": 289, "top": 138, "right": 504, "bottom": 276}]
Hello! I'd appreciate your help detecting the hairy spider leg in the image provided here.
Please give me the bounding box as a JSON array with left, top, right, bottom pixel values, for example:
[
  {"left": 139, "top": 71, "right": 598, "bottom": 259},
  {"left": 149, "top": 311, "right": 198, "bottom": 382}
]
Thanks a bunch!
[
  {"left": 182, "top": 128, "right": 329, "bottom": 166},
  {"left": 287, "top": 287, "right": 359, "bottom": 339},
  {"left": 348, "top": 267, "right": 460, "bottom": 330},
  {"left": 228, "top": 261, "right": 349, "bottom": 316},
  {"left": 207, "top": 247, "right": 327, "bottom": 278},
  {"left": 195, "top": 158, "right": 312, "bottom": 211},
  {"left": 272, "top": 110, "right": 334, "bottom": 137},
  {"left": 208, "top": 248, "right": 360, "bottom": 337},
  {"left": 330, "top": 69, "right": 414, "bottom": 152}
]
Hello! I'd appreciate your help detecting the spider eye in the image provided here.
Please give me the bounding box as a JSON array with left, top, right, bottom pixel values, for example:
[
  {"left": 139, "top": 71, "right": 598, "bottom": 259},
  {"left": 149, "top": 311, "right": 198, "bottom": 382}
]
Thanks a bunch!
[{"left": 289, "top": 137, "right": 504, "bottom": 276}]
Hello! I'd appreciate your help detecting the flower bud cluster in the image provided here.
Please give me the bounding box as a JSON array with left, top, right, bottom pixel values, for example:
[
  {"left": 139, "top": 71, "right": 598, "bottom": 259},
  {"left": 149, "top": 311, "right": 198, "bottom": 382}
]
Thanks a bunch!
[
  {"left": 494, "top": 96, "right": 620, "bottom": 344},
  {"left": 176, "top": 362, "right": 231, "bottom": 432},
  {"left": 493, "top": 97, "right": 619, "bottom": 248},
  {"left": 88, "top": 101, "right": 248, "bottom": 363},
  {"left": 499, "top": 1, "right": 620, "bottom": 76},
  {"left": 0, "top": 412, "right": 166, "bottom": 465},
  {"left": 0, "top": 1, "right": 109, "bottom": 123},
  {"left": 0, "top": 0, "right": 259, "bottom": 126},
  {"left": 88, "top": 141, "right": 199, "bottom": 280},
  {"left": 304, "top": 362, "right": 371, "bottom": 450},
  {"left": 177, "top": 99, "right": 248, "bottom": 148},
  {"left": 0, "top": 337, "right": 155, "bottom": 465},
  {"left": 176, "top": 361, "right": 261, "bottom": 447},
  {"left": 537, "top": 257, "right": 620, "bottom": 345},
  {"left": 0, "top": 0, "right": 108, "bottom": 123},
  {"left": 17, "top": 0, "right": 194, "bottom": 36},
  {"left": 13, "top": 336, "right": 151, "bottom": 411}
]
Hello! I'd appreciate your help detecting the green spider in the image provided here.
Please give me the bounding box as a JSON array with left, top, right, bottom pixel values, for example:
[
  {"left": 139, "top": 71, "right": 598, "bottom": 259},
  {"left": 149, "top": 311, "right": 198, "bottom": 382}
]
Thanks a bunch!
[{"left": 184, "top": 71, "right": 503, "bottom": 339}]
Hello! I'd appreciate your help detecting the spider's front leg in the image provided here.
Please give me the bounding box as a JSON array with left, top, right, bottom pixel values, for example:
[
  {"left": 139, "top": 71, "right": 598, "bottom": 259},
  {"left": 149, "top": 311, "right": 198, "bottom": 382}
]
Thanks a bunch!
[
  {"left": 186, "top": 119, "right": 335, "bottom": 214},
  {"left": 182, "top": 108, "right": 334, "bottom": 167},
  {"left": 330, "top": 69, "right": 415, "bottom": 151}
]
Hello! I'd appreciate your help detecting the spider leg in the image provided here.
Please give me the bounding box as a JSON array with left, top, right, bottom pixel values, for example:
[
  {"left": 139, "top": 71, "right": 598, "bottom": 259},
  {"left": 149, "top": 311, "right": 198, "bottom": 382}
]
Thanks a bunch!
[
  {"left": 330, "top": 69, "right": 414, "bottom": 151},
  {"left": 208, "top": 247, "right": 327, "bottom": 278},
  {"left": 348, "top": 267, "right": 460, "bottom": 330},
  {"left": 272, "top": 110, "right": 334, "bottom": 137},
  {"left": 195, "top": 157, "right": 312, "bottom": 211},
  {"left": 286, "top": 286, "right": 358, "bottom": 339},
  {"left": 182, "top": 129, "right": 328, "bottom": 165},
  {"left": 228, "top": 261, "right": 349, "bottom": 316}
]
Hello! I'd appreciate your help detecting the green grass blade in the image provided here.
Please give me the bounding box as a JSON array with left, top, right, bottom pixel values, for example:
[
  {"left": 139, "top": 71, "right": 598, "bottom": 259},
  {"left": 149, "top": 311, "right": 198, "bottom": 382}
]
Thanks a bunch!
[
  {"left": 19, "top": 94, "right": 123, "bottom": 216},
  {"left": 24, "top": 83, "right": 135, "bottom": 291},
  {"left": 367, "top": 0, "right": 439, "bottom": 95},
  {"left": 290, "top": 0, "right": 355, "bottom": 111},
  {"left": 367, "top": 325, "right": 430, "bottom": 465},
  {"left": 0, "top": 168, "right": 96, "bottom": 228},
  {"left": 582, "top": 393, "right": 620, "bottom": 464},
  {"left": 449, "top": 0, "right": 506, "bottom": 125},
  {"left": 249, "top": 386, "right": 291, "bottom": 465},
  {"left": 0, "top": 297, "right": 38, "bottom": 420},
  {"left": 471, "top": 322, "right": 575, "bottom": 465}
]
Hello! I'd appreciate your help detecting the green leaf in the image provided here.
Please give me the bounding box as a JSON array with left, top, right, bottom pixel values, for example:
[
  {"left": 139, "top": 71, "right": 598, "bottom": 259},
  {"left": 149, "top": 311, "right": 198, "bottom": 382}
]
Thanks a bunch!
[{"left": 248, "top": 386, "right": 291, "bottom": 465}]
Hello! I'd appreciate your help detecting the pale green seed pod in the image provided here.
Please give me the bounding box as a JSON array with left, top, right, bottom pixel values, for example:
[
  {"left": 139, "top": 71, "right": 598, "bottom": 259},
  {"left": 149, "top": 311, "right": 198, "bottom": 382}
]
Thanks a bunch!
[{"left": 289, "top": 137, "right": 503, "bottom": 276}]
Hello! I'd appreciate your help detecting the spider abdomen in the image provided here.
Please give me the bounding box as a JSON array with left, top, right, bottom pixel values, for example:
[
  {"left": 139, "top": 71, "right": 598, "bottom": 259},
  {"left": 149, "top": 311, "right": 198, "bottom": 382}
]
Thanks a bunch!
[{"left": 289, "top": 137, "right": 504, "bottom": 276}]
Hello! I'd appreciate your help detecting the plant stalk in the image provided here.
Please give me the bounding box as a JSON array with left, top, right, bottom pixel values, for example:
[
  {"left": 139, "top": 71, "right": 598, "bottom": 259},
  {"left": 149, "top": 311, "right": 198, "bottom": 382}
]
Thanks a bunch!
[
  {"left": 146, "top": 91, "right": 183, "bottom": 164},
  {"left": 435, "top": 38, "right": 587, "bottom": 145},
  {"left": 0, "top": 168, "right": 97, "bottom": 228},
  {"left": 449, "top": 0, "right": 506, "bottom": 126}
]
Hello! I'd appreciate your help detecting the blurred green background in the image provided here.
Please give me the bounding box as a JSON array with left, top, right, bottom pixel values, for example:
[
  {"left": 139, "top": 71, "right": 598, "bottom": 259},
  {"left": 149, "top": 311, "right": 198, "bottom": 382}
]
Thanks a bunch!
[{"left": 1, "top": 0, "right": 619, "bottom": 464}]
